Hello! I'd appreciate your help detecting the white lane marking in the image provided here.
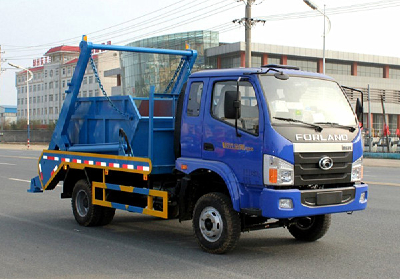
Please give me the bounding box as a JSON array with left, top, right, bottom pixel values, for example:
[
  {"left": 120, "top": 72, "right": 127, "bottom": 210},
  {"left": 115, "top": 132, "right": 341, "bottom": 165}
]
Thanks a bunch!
[
  {"left": 0, "top": 163, "right": 16, "bottom": 166},
  {"left": 8, "top": 177, "right": 61, "bottom": 187},
  {"left": 9, "top": 178, "right": 30, "bottom": 183},
  {"left": 364, "top": 181, "right": 400, "bottom": 187}
]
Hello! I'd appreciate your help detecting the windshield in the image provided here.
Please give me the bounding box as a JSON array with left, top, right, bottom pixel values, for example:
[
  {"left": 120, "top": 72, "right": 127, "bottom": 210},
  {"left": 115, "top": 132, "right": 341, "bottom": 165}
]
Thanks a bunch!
[{"left": 259, "top": 75, "right": 357, "bottom": 127}]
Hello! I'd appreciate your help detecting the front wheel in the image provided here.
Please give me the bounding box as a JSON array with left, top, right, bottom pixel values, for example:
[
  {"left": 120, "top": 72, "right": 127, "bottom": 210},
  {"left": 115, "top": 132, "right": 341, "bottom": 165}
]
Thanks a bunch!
[
  {"left": 288, "top": 214, "right": 331, "bottom": 241},
  {"left": 193, "top": 192, "right": 241, "bottom": 254}
]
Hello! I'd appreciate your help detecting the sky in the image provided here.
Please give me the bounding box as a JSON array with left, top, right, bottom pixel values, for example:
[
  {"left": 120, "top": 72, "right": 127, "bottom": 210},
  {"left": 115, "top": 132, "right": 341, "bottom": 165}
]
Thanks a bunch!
[{"left": 1, "top": 0, "right": 400, "bottom": 106}]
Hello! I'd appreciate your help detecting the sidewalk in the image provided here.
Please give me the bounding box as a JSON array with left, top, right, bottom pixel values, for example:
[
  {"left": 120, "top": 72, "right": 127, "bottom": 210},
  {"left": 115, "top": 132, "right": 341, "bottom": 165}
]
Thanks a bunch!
[{"left": 0, "top": 143, "right": 48, "bottom": 151}]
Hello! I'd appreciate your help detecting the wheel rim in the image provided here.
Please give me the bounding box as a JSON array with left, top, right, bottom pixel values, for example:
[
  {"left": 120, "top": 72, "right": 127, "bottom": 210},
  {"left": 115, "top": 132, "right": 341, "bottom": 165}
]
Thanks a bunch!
[
  {"left": 76, "top": 189, "right": 89, "bottom": 217},
  {"left": 295, "top": 217, "right": 315, "bottom": 230},
  {"left": 199, "top": 206, "right": 223, "bottom": 243}
]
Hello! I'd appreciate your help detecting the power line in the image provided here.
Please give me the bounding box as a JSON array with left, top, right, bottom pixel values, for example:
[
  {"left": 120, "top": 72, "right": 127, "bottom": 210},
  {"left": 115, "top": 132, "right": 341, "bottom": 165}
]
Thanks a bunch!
[
  {"left": 2, "top": 0, "right": 193, "bottom": 51},
  {"left": 4, "top": 0, "right": 400, "bottom": 61}
]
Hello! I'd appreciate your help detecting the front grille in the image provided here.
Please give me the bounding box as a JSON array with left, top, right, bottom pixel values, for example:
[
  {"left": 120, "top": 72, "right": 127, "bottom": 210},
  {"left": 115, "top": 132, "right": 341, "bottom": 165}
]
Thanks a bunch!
[{"left": 294, "top": 151, "right": 352, "bottom": 186}]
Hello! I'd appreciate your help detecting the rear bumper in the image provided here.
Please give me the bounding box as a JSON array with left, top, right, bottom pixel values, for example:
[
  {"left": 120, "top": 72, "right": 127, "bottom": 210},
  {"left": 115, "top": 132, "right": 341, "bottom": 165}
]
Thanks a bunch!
[{"left": 260, "top": 183, "right": 368, "bottom": 218}]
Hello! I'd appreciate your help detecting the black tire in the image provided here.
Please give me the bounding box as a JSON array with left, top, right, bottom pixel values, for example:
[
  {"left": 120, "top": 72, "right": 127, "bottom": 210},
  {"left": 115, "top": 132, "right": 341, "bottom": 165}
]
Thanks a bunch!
[
  {"left": 71, "top": 179, "right": 103, "bottom": 227},
  {"left": 288, "top": 214, "right": 331, "bottom": 241},
  {"left": 97, "top": 207, "right": 116, "bottom": 226},
  {"left": 193, "top": 192, "right": 241, "bottom": 254}
]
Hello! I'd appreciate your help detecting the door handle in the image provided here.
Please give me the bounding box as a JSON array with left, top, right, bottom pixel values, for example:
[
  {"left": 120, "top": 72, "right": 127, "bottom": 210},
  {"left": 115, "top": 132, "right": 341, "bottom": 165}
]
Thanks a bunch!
[{"left": 204, "top": 143, "right": 214, "bottom": 151}]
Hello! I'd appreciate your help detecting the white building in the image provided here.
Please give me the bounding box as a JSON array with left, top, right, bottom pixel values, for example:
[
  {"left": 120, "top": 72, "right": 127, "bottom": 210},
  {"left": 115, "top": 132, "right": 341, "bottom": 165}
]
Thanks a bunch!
[{"left": 15, "top": 46, "right": 120, "bottom": 124}]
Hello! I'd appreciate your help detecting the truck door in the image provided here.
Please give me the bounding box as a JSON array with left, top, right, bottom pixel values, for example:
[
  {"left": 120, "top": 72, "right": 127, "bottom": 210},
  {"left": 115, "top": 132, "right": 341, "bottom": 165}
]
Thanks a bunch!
[
  {"left": 180, "top": 78, "right": 208, "bottom": 158},
  {"left": 202, "top": 78, "right": 264, "bottom": 186}
]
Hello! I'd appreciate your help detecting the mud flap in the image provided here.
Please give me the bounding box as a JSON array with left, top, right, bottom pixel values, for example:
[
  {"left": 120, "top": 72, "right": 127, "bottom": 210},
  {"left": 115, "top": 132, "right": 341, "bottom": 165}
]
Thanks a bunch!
[{"left": 28, "top": 176, "right": 43, "bottom": 193}]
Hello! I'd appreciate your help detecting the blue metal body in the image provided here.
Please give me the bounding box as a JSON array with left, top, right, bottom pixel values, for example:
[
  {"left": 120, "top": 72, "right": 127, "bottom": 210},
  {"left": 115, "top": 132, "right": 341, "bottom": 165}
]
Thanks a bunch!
[
  {"left": 48, "top": 37, "right": 196, "bottom": 153},
  {"left": 43, "top": 37, "right": 196, "bottom": 175}
]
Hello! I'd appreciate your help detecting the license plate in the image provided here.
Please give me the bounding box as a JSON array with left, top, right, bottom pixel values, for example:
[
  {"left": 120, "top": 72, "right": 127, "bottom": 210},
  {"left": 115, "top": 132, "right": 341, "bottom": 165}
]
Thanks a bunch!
[{"left": 316, "top": 191, "right": 343, "bottom": 206}]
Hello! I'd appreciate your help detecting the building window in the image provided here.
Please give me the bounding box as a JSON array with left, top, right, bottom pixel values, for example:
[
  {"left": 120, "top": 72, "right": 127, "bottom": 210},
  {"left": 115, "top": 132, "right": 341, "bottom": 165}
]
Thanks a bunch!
[
  {"left": 49, "top": 107, "right": 53, "bottom": 114},
  {"left": 55, "top": 81, "right": 58, "bottom": 88},
  {"left": 357, "top": 64, "right": 383, "bottom": 78},
  {"left": 389, "top": 68, "right": 400, "bottom": 79},
  {"left": 56, "top": 69, "right": 59, "bottom": 76},
  {"left": 326, "top": 61, "right": 351, "bottom": 75},
  {"left": 220, "top": 56, "right": 241, "bottom": 69},
  {"left": 62, "top": 80, "right": 65, "bottom": 88},
  {"left": 83, "top": 77, "right": 87, "bottom": 84},
  {"left": 44, "top": 70, "right": 47, "bottom": 78},
  {"left": 372, "top": 114, "right": 383, "bottom": 136},
  {"left": 89, "top": 90, "right": 93, "bottom": 97},
  {"left": 49, "top": 94, "right": 53, "bottom": 102},
  {"left": 267, "top": 56, "right": 280, "bottom": 65},
  {"left": 68, "top": 67, "right": 71, "bottom": 75},
  {"left": 287, "top": 58, "right": 318, "bottom": 72},
  {"left": 62, "top": 68, "right": 66, "bottom": 75},
  {"left": 89, "top": 76, "right": 93, "bottom": 84},
  {"left": 83, "top": 90, "right": 87, "bottom": 97},
  {"left": 251, "top": 55, "right": 262, "bottom": 68},
  {"left": 95, "top": 89, "right": 99, "bottom": 96},
  {"left": 49, "top": 82, "right": 53, "bottom": 89}
]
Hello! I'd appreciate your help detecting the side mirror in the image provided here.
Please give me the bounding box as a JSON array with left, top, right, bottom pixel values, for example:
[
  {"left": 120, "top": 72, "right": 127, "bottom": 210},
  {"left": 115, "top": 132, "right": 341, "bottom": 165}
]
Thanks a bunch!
[
  {"left": 356, "top": 98, "right": 363, "bottom": 128},
  {"left": 224, "top": 91, "right": 241, "bottom": 119}
]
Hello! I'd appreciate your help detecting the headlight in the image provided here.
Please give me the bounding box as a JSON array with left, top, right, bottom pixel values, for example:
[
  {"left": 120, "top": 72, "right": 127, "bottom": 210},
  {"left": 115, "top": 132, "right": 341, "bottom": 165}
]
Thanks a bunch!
[
  {"left": 263, "top": 155, "right": 294, "bottom": 186},
  {"left": 351, "top": 156, "right": 363, "bottom": 182}
]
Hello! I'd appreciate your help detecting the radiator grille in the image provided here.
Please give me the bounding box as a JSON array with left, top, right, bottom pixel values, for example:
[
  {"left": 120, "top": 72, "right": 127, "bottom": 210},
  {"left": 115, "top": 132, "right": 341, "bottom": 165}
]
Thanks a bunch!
[{"left": 294, "top": 151, "right": 352, "bottom": 186}]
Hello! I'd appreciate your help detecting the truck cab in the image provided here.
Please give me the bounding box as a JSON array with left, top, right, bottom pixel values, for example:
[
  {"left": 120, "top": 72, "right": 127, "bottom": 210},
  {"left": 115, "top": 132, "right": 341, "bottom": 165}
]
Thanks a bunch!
[{"left": 176, "top": 65, "right": 367, "bottom": 252}]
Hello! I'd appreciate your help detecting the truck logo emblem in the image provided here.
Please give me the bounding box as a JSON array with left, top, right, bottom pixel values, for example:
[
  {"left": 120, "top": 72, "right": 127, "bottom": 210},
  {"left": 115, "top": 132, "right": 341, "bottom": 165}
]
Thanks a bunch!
[{"left": 319, "top": 156, "right": 333, "bottom": 170}]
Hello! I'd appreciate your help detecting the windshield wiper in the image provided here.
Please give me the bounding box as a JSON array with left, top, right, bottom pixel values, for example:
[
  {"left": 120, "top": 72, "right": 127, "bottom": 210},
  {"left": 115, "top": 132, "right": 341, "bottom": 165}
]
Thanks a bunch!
[
  {"left": 274, "top": 117, "right": 323, "bottom": 132},
  {"left": 314, "top": 122, "right": 356, "bottom": 132}
]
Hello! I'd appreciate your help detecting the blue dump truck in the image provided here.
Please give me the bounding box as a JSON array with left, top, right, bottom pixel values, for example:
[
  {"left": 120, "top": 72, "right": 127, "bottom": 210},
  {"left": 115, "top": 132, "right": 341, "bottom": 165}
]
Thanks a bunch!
[{"left": 30, "top": 36, "right": 368, "bottom": 254}]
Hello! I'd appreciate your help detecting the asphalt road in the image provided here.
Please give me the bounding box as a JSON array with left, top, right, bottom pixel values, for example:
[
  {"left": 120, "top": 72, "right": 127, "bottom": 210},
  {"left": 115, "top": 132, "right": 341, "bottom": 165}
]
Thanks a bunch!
[{"left": 0, "top": 147, "right": 399, "bottom": 279}]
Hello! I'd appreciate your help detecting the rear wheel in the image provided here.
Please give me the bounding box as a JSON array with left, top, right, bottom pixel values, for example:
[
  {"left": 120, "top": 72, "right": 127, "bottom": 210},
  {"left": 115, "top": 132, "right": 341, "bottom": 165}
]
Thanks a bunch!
[
  {"left": 193, "top": 192, "right": 241, "bottom": 254},
  {"left": 288, "top": 214, "right": 331, "bottom": 241},
  {"left": 72, "top": 179, "right": 114, "bottom": 226},
  {"left": 97, "top": 207, "right": 116, "bottom": 226}
]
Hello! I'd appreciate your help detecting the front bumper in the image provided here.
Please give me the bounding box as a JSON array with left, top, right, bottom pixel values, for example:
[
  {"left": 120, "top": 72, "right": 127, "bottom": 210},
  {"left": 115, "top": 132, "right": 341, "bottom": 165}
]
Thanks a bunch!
[{"left": 260, "top": 183, "right": 368, "bottom": 219}]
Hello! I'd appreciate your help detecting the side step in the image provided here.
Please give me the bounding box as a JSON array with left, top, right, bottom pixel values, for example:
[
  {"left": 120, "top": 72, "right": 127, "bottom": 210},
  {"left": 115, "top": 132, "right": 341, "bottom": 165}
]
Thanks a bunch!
[{"left": 92, "top": 182, "right": 168, "bottom": 219}]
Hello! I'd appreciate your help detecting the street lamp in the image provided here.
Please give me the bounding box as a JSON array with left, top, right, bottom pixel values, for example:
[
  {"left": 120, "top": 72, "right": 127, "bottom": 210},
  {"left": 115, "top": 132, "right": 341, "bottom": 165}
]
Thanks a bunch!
[
  {"left": 303, "top": 0, "right": 331, "bottom": 74},
  {"left": 8, "top": 62, "right": 33, "bottom": 148}
]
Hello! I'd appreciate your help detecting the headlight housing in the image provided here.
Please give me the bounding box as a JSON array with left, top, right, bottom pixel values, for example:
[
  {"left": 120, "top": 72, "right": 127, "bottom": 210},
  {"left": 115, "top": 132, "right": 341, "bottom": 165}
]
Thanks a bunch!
[
  {"left": 351, "top": 156, "right": 363, "bottom": 182},
  {"left": 263, "top": 155, "right": 294, "bottom": 186}
]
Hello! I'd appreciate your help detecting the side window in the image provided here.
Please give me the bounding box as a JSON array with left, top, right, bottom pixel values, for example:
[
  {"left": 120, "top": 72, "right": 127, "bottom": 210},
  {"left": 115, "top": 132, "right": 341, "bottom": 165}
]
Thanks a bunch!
[
  {"left": 211, "top": 80, "right": 259, "bottom": 135},
  {"left": 187, "top": 82, "right": 203, "bottom": 117}
]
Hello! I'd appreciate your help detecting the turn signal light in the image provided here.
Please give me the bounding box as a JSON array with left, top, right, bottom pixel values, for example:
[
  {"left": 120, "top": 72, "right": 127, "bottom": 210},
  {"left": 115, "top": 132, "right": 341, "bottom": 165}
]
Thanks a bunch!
[{"left": 269, "top": 169, "right": 277, "bottom": 184}]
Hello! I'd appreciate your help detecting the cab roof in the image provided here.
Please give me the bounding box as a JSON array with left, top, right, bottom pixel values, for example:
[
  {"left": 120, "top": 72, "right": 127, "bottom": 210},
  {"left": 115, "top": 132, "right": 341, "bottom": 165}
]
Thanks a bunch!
[{"left": 190, "top": 65, "right": 334, "bottom": 80}]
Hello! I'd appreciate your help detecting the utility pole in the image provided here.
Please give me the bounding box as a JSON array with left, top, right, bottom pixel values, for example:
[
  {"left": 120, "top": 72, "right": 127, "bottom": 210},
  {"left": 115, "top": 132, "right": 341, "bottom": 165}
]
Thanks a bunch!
[{"left": 233, "top": 0, "right": 265, "bottom": 68}]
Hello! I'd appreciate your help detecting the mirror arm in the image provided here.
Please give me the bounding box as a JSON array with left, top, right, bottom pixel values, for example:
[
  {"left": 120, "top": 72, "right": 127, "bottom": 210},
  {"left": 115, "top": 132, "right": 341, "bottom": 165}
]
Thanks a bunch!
[{"left": 342, "top": 85, "right": 364, "bottom": 128}]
